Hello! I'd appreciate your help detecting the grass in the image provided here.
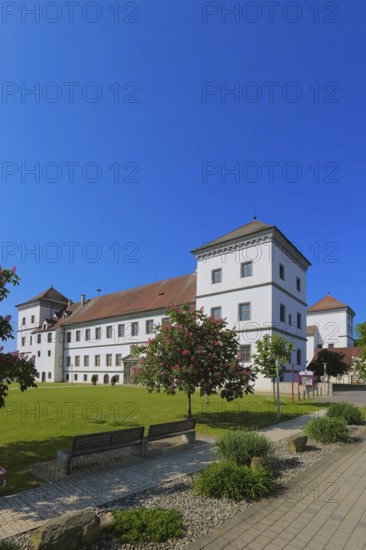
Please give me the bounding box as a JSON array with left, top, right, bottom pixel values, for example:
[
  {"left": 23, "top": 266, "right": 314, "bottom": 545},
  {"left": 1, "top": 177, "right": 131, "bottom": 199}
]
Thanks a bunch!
[{"left": 0, "top": 383, "right": 323, "bottom": 494}]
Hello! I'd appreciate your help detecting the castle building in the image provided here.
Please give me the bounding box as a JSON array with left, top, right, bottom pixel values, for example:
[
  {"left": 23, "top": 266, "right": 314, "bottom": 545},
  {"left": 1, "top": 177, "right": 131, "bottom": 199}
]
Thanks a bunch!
[
  {"left": 306, "top": 295, "right": 356, "bottom": 364},
  {"left": 16, "top": 220, "right": 311, "bottom": 389}
]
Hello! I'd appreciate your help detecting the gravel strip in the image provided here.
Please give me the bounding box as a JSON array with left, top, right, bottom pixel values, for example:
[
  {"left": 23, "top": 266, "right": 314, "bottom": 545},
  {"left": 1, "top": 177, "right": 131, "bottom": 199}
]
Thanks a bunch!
[{"left": 7, "top": 425, "right": 366, "bottom": 550}]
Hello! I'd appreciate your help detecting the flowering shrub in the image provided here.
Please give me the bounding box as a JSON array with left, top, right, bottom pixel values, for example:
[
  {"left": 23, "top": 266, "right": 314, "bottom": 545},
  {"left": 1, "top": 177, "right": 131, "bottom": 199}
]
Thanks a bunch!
[{"left": 132, "top": 305, "right": 256, "bottom": 418}]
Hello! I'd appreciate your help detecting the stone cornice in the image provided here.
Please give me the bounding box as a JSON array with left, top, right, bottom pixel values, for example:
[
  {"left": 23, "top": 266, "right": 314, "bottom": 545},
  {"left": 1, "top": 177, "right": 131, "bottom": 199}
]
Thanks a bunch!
[{"left": 194, "top": 230, "right": 310, "bottom": 272}]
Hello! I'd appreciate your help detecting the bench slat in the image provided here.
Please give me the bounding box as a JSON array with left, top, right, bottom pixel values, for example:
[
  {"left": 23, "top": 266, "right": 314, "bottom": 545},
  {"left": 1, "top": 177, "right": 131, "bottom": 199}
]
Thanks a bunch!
[{"left": 147, "top": 419, "right": 196, "bottom": 439}]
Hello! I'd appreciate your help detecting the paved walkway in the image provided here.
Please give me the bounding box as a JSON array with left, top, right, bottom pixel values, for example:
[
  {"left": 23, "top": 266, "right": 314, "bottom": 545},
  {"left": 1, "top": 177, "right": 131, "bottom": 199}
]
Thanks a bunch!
[
  {"left": 188, "top": 430, "right": 366, "bottom": 550},
  {"left": 0, "top": 399, "right": 359, "bottom": 545}
]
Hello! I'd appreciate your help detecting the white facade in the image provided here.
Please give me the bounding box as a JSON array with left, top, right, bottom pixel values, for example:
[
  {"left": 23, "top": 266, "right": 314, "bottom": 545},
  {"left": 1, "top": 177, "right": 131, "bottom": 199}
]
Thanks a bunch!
[
  {"left": 306, "top": 295, "right": 355, "bottom": 364},
  {"left": 17, "top": 220, "right": 311, "bottom": 389},
  {"left": 193, "top": 223, "right": 310, "bottom": 390}
]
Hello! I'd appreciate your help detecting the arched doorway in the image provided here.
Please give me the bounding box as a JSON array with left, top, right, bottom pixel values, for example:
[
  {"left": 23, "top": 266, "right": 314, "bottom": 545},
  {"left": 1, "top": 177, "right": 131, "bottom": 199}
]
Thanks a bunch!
[
  {"left": 103, "top": 374, "right": 109, "bottom": 385},
  {"left": 42, "top": 372, "right": 46, "bottom": 382}
]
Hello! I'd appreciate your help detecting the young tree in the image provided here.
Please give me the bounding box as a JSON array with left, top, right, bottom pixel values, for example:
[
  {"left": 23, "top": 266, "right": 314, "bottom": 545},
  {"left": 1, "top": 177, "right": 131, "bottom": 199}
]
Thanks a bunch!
[
  {"left": 352, "top": 351, "right": 366, "bottom": 382},
  {"left": 308, "top": 349, "right": 348, "bottom": 379},
  {"left": 132, "top": 305, "right": 256, "bottom": 418},
  {"left": 0, "top": 266, "right": 37, "bottom": 408},
  {"left": 355, "top": 321, "right": 366, "bottom": 347},
  {"left": 251, "top": 334, "right": 294, "bottom": 401}
]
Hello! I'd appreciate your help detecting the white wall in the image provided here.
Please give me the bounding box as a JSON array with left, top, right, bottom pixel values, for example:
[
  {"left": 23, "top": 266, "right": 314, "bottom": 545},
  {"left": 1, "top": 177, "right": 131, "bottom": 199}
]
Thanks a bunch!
[
  {"left": 307, "top": 309, "right": 351, "bottom": 349},
  {"left": 62, "top": 309, "right": 168, "bottom": 384}
]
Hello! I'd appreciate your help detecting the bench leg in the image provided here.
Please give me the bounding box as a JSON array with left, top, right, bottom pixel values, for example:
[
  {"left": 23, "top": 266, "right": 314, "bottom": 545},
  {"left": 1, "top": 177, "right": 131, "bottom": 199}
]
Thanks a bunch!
[
  {"left": 57, "top": 450, "right": 72, "bottom": 475},
  {"left": 130, "top": 442, "right": 146, "bottom": 457},
  {"left": 182, "top": 431, "right": 196, "bottom": 444}
]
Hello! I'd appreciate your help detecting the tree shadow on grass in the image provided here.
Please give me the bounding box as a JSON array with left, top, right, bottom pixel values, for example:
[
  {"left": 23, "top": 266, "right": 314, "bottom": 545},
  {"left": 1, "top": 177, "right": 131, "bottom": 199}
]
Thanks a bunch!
[{"left": 194, "top": 400, "right": 327, "bottom": 431}]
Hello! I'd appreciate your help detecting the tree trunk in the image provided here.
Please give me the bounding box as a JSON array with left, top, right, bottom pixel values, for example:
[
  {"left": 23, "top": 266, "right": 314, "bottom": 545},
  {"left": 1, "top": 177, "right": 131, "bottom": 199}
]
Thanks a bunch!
[
  {"left": 187, "top": 391, "right": 192, "bottom": 419},
  {"left": 272, "top": 378, "right": 276, "bottom": 402}
]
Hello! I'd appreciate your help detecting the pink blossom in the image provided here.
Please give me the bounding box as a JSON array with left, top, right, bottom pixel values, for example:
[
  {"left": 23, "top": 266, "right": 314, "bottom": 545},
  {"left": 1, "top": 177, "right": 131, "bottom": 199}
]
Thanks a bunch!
[
  {"left": 182, "top": 350, "right": 189, "bottom": 356},
  {"left": 11, "top": 266, "right": 16, "bottom": 273}
]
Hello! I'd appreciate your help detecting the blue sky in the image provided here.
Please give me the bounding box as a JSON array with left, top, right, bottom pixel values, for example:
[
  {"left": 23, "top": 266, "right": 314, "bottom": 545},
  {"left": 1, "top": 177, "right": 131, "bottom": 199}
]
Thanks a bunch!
[{"left": 1, "top": 1, "right": 365, "bottom": 349}]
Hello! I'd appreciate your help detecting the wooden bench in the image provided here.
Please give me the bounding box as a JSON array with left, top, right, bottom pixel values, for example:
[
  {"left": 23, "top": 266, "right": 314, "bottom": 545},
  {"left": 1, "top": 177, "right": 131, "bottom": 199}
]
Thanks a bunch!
[
  {"left": 57, "top": 426, "right": 145, "bottom": 475},
  {"left": 142, "top": 418, "right": 196, "bottom": 456}
]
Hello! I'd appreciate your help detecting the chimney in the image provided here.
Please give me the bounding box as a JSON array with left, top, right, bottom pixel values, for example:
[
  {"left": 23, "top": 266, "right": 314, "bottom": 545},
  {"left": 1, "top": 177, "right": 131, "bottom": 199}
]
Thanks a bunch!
[
  {"left": 81, "top": 294, "right": 86, "bottom": 306},
  {"left": 67, "top": 299, "right": 73, "bottom": 308}
]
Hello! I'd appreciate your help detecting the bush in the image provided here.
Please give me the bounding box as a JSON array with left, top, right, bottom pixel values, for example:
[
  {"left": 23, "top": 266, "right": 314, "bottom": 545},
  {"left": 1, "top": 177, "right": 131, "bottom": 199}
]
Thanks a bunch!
[
  {"left": 0, "top": 541, "right": 18, "bottom": 550},
  {"left": 305, "top": 417, "right": 349, "bottom": 443},
  {"left": 326, "top": 402, "right": 363, "bottom": 425},
  {"left": 193, "top": 461, "right": 274, "bottom": 501},
  {"left": 216, "top": 430, "right": 274, "bottom": 466},
  {"left": 106, "top": 508, "right": 184, "bottom": 544}
]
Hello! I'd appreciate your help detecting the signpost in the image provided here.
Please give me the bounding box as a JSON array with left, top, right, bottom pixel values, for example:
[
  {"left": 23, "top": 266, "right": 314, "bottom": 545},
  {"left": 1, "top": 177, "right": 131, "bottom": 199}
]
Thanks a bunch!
[{"left": 275, "top": 356, "right": 281, "bottom": 419}]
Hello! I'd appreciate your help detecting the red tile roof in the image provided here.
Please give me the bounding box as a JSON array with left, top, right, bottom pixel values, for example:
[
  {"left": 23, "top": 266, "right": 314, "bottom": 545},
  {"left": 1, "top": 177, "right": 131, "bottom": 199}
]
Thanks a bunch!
[
  {"left": 306, "top": 325, "right": 317, "bottom": 336},
  {"left": 17, "top": 287, "right": 69, "bottom": 307},
  {"left": 60, "top": 273, "right": 197, "bottom": 326},
  {"left": 307, "top": 295, "right": 350, "bottom": 313}
]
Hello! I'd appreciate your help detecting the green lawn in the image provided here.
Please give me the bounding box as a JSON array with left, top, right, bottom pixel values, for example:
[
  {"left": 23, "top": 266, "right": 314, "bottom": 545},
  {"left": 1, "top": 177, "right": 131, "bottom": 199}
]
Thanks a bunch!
[{"left": 0, "top": 384, "right": 325, "bottom": 495}]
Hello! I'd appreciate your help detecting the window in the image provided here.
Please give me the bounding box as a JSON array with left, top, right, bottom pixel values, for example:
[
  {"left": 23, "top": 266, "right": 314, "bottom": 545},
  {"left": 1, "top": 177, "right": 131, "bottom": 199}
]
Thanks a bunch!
[
  {"left": 84, "top": 355, "right": 89, "bottom": 367},
  {"left": 297, "top": 313, "right": 302, "bottom": 329},
  {"left": 146, "top": 320, "right": 154, "bottom": 334},
  {"left": 65, "top": 374, "right": 70, "bottom": 381},
  {"left": 37, "top": 334, "right": 41, "bottom": 344},
  {"left": 66, "top": 331, "right": 72, "bottom": 343},
  {"left": 106, "top": 326, "right": 113, "bottom": 339},
  {"left": 329, "top": 344, "right": 334, "bottom": 349},
  {"left": 241, "top": 261, "right": 253, "bottom": 278},
  {"left": 47, "top": 333, "right": 52, "bottom": 343},
  {"left": 95, "top": 355, "right": 100, "bottom": 367},
  {"left": 279, "top": 264, "right": 285, "bottom": 280},
  {"left": 296, "top": 349, "right": 302, "bottom": 366},
  {"left": 66, "top": 356, "right": 71, "bottom": 367},
  {"left": 240, "top": 345, "right": 251, "bottom": 362},
  {"left": 76, "top": 330, "right": 81, "bottom": 342},
  {"left": 211, "top": 307, "right": 222, "bottom": 320},
  {"left": 288, "top": 314, "right": 292, "bottom": 325},
  {"left": 48, "top": 372, "right": 51, "bottom": 379},
  {"left": 30, "top": 336, "right": 32, "bottom": 345},
  {"left": 131, "top": 322, "right": 139, "bottom": 336},
  {"left": 21, "top": 337, "right": 26, "bottom": 347},
  {"left": 239, "top": 303, "right": 251, "bottom": 321},
  {"left": 118, "top": 324, "right": 125, "bottom": 338},
  {"left": 37, "top": 351, "right": 41, "bottom": 357},
  {"left": 317, "top": 344, "right": 323, "bottom": 349},
  {"left": 31, "top": 315, "right": 35, "bottom": 323},
  {"left": 296, "top": 277, "right": 301, "bottom": 291},
  {"left": 22, "top": 317, "right": 26, "bottom": 326},
  {"left": 85, "top": 328, "right": 90, "bottom": 341},
  {"left": 75, "top": 355, "right": 80, "bottom": 367},
  {"left": 95, "top": 327, "right": 101, "bottom": 340},
  {"left": 211, "top": 268, "right": 222, "bottom": 284},
  {"left": 83, "top": 375, "right": 87, "bottom": 382},
  {"left": 106, "top": 354, "right": 112, "bottom": 366},
  {"left": 74, "top": 374, "right": 78, "bottom": 381},
  {"left": 280, "top": 304, "right": 286, "bottom": 323},
  {"left": 48, "top": 350, "right": 51, "bottom": 357},
  {"left": 115, "top": 353, "right": 122, "bottom": 366}
]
